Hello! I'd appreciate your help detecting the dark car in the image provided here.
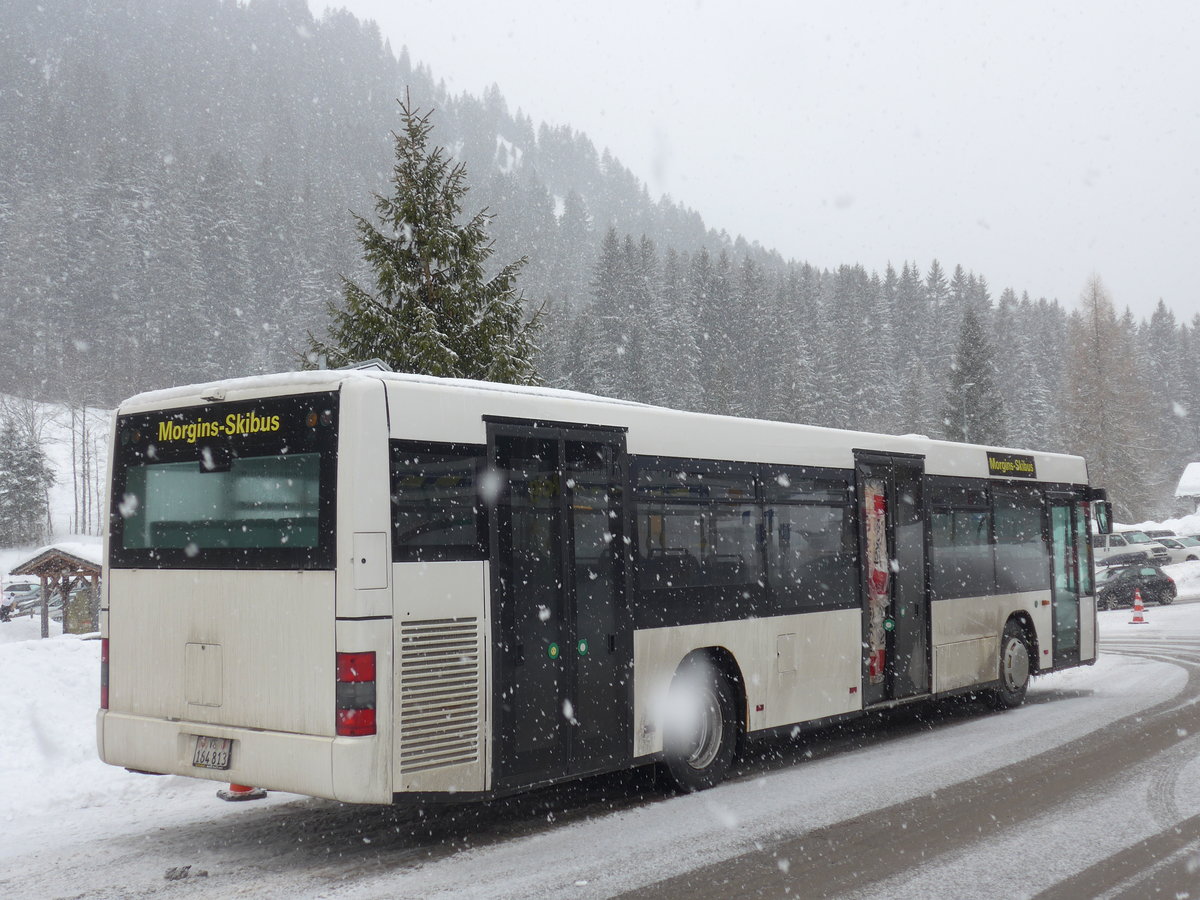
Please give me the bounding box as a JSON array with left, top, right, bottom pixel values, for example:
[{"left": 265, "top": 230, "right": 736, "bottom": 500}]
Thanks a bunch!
[
  {"left": 1096, "top": 551, "right": 1151, "bottom": 568},
  {"left": 1096, "top": 563, "right": 1176, "bottom": 610}
]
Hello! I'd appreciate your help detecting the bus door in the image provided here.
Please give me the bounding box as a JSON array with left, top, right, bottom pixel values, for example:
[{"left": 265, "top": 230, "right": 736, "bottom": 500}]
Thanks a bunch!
[
  {"left": 1047, "top": 493, "right": 1088, "bottom": 666},
  {"left": 855, "top": 452, "right": 930, "bottom": 706},
  {"left": 488, "top": 422, "right": 630, "bottom": 787}
]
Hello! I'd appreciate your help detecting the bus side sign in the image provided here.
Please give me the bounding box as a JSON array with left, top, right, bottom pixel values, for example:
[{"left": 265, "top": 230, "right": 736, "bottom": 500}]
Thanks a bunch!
[{"left": 986, "top": 451, "right": 1037, "bottom": 479}]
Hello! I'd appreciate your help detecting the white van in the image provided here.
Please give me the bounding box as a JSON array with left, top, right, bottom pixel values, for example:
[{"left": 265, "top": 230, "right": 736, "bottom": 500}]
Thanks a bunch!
[{"left": 1091, "top": 531, "right": 1170, "bottom": 565}]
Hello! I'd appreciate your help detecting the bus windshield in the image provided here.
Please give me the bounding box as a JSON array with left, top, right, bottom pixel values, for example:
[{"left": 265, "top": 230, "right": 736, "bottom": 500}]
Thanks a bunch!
[{"left": 110, "top": 392, "right": 338, "bottom": 569}]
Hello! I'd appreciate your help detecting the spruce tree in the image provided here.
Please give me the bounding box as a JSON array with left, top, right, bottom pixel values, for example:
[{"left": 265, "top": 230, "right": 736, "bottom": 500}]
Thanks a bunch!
[
  {"left": 942, "top": 304, "right": 1006, "bottom": 444},
  {"left": 1142, "top": 299, "right": 1187, "bottom": 511},
  {"left": 654, "top": 247, "right": 702, "bottom": 410},
  {"left": 571, "top": 227, "right": 625, "bottom": 397},
  {"left": 0, "top": 417, "right": 53, "bottom": 547},
  {"left": 308, "top": 98, "right": 539, "bottom": 385}
]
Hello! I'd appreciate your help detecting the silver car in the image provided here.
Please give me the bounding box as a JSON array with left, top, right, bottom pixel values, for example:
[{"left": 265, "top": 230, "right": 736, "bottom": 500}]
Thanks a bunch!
[{"left": 1153, "top": 535, "right": 1200, "bottom": 564}]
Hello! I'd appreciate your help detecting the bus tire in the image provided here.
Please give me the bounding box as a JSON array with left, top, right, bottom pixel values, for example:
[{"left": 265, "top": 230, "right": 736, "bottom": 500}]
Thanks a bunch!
[
  {"left": 660, "top": 657, "right": 738, "bottom": 792},
  {"left": 990, "top": 620, "right": 1032, "bottom": 709}
]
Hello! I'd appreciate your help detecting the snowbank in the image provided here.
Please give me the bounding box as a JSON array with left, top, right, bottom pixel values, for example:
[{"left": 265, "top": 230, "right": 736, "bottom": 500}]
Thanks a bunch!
[
  {"left": 0, "top": 624, "right": 293, "bottom": 837},
  {"left": 1127, "top": 510, "right": 1200, "bottom": 537},
  {"left": 1165, "top": 559, "right": 1200, "bottom": 599},
  {"left": 0, "top": 630, "right": 109, "bottom": 818},
  {"left": 1175, "top": 462, "right": 1200, "bottom": 498}
]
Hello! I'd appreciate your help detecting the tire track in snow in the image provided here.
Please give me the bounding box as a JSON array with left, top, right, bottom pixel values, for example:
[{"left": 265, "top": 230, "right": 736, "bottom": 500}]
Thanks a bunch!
[{"left": 621, "top": 639, "right": 1200, "bottom": 899}]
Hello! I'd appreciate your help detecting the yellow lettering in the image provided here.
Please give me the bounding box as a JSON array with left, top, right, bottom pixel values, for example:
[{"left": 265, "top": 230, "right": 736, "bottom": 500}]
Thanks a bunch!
[{"left": 157, "top": 412, "right": 284, "bottom": 442}]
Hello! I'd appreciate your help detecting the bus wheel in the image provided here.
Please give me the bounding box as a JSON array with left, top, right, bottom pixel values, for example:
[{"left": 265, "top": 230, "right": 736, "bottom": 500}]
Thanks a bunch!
[
  {"left": 990, "top": 621, "right": 1032, "bottom": 709},
  {"left": 661, "top": 657, "right": 738, "bottom": 792}
]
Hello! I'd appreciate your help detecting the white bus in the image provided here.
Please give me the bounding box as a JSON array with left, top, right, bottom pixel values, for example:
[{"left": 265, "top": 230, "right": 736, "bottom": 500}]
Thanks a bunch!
[{"left": 98, "top": 370, "right": 1109, "bottom": 801}]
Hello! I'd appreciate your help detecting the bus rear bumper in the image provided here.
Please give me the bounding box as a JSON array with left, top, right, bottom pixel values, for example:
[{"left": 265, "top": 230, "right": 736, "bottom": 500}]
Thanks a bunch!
[{"left": 97, "top": 710, "right": 391, "bottom": 804}]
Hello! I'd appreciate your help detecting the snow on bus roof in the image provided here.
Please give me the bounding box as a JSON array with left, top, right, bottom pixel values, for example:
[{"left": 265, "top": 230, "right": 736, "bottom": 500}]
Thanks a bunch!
[
  {"left": 119, "top": 370, "right": 1084, "bottom": 470},
  {"left": 122, "top": 369, "right": 650, "bottom": 410}
]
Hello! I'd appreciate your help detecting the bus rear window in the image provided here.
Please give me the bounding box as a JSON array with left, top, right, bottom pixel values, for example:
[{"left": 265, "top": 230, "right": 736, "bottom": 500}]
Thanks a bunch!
[
  {"left": 122, "top": 454, "right": 320, "bottom": 550},
  {"left": 110, "top": 393, "right": 338, "bottom": 569}
]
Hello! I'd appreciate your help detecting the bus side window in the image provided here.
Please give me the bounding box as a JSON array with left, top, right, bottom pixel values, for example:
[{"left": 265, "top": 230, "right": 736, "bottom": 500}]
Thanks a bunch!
[
  {"left": 634, "top": 462, "right": 761, "bottom": 605},
  {"left": 993, "top": 486, "right": 1051, "bottom": 593},
  {"left": 390, "top": 441, "right": 487, "bottom": 562},
  {"left": 763, "top": 470, "right": 855, "bottom": 611},
  {"left": 929, "top": 483, "right": 995, "bottom": 600}
]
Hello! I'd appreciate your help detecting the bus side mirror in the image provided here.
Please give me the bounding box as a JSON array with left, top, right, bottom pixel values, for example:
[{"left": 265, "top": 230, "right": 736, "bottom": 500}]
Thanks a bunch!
[{"left": 1094, "top": 500, "right": 1113, "bottom": 535}]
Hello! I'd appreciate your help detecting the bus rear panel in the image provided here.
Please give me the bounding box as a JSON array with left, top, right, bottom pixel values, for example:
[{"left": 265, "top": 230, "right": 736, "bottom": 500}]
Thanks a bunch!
[{"left": 99, "top": 378, "right": 396, "bottom": 802}]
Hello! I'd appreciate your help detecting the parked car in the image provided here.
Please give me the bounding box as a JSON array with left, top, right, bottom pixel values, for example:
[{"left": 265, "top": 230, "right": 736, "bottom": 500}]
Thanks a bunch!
[
  {"left": 1144, "top": 529, "right": 1178, "bottom": 539},
  {"left": 14, "top": 587, "right": 50, "bottom": 615},
  {"left": 1153, "top": 535, "right": 1200, "bottom": 564},
  {"left": 1091, "top": 531, "right": 1171, "bottom": 565},
  {"left": 9, "top": 585, "right": 42, "bottom": 610},
  {"left": 1096, "top": 551, "right": 1151, "bottom": 568},
  {"left": 3, "top": 581, "right": 38, "bottom": 603},
  {"left": 1095, "top": 563, "right": 1176, "bottom": 610}
]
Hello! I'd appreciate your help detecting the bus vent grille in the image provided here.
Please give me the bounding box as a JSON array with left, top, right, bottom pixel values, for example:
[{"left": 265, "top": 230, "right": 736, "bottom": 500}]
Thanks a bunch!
[{"left": 398, "top": 617, "right": 482, "bottom": 774}]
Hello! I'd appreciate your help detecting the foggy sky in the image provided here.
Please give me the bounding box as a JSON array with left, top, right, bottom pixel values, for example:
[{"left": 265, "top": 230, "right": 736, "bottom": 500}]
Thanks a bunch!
[{"left": 309, "top": 1, "right": 1200, "bottom": 321}]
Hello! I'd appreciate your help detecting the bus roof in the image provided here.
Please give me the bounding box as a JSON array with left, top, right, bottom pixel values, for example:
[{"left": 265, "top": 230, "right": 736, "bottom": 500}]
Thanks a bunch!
[{"left": 118, "top": 369, "right": 1091, "bottom": 486}]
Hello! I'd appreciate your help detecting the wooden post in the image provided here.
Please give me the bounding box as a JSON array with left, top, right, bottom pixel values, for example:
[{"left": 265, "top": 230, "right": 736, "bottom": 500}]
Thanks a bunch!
[{"left": 39, "top": 573, "right": 49, "bottom": 639}]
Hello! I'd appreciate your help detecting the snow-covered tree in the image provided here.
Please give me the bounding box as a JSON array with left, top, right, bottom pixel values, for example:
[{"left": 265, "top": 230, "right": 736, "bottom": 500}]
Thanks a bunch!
[
  {"left": 0, "top": 416, "right": 54, "bottom": 547},
  {"left": 942, "top": 304, "right": 1006, "bottom": 444},
  {"left": 652, "top": 247, "right": 702, "bottom": 410},
  {"left": 570, "top": 227, "right": 627, "bottom": 398},
  {"left": 308, "top": 98, "right": 539, "bottom": 385}
]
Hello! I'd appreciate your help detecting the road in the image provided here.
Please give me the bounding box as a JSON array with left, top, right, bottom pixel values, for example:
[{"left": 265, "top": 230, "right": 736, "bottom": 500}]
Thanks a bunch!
[
  {"left": 4, "top": 599, "right": 1200, "bottom": 899},
  {"left": 627, "top": 604, "right": 1200, "bottom": 899}
]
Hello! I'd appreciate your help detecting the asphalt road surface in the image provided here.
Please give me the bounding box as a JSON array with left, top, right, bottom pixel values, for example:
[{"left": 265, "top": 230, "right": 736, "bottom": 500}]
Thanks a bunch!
[{"left": 621, "top": 614, "right": 1200, "bottom": 899}]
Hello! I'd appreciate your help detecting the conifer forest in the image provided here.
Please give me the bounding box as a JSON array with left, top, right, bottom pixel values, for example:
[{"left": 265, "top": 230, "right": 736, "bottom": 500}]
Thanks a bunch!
[{"left": 2, "top": 1, "right": 1197, "bottom": 522}]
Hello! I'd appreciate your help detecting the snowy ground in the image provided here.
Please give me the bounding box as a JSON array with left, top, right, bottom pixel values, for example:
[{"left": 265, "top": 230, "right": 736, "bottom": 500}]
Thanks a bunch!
[{"left": 3, "top": 571, "right": 1200, "bottom": 898}]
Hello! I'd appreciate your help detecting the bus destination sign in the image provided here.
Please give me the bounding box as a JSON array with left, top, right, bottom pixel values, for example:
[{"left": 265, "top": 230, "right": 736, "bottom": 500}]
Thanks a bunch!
[
  {"left": 986, "top": 451, "right": 1037, "bottom": 479},
  {"left": 156, "top": 410, "right": 283, "bottom": 444}
]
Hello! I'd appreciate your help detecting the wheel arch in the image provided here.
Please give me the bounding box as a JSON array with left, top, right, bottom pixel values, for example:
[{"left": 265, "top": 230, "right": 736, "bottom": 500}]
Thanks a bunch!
[
  {"left": 1006, "top": 611, "right": 1040, "bottom": 670},
  {"left": 678, "top": 646, "right": 748, "bottom": 735}
]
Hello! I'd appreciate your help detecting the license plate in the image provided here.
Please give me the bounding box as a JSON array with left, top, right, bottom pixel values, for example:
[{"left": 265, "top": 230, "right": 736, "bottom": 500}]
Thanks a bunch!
[{"left": 193, "top": 735, "right": 233, "bottom": 770}]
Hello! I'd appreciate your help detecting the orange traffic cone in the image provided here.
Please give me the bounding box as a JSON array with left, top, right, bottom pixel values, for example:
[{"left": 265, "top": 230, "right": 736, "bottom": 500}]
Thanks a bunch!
[
  {"left": 217, "top": 783, "right": 267, "bottom": 801},
  {"left": 1130, "top": 588, "right": 1149, "bottom": 625}
]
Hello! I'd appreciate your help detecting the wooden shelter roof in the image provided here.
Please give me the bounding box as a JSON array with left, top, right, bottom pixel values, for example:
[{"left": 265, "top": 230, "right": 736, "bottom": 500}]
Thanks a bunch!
[{"left": 9, "top": 545, "right": 102, "bottom": 578}]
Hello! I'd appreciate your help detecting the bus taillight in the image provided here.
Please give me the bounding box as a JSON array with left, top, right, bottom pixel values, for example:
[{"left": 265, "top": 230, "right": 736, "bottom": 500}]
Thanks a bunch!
[
  {"left": 100, "top": 638, "right": 109, "bottom": 710},
  {"left": 336, "top": 651, "right": 376, "bottom": 736}
]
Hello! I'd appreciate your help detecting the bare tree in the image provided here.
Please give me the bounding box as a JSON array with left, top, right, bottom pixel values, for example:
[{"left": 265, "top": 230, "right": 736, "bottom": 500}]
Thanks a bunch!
[{"left": 1063, "top": 276, "right": 1152, "bottom": 519}]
